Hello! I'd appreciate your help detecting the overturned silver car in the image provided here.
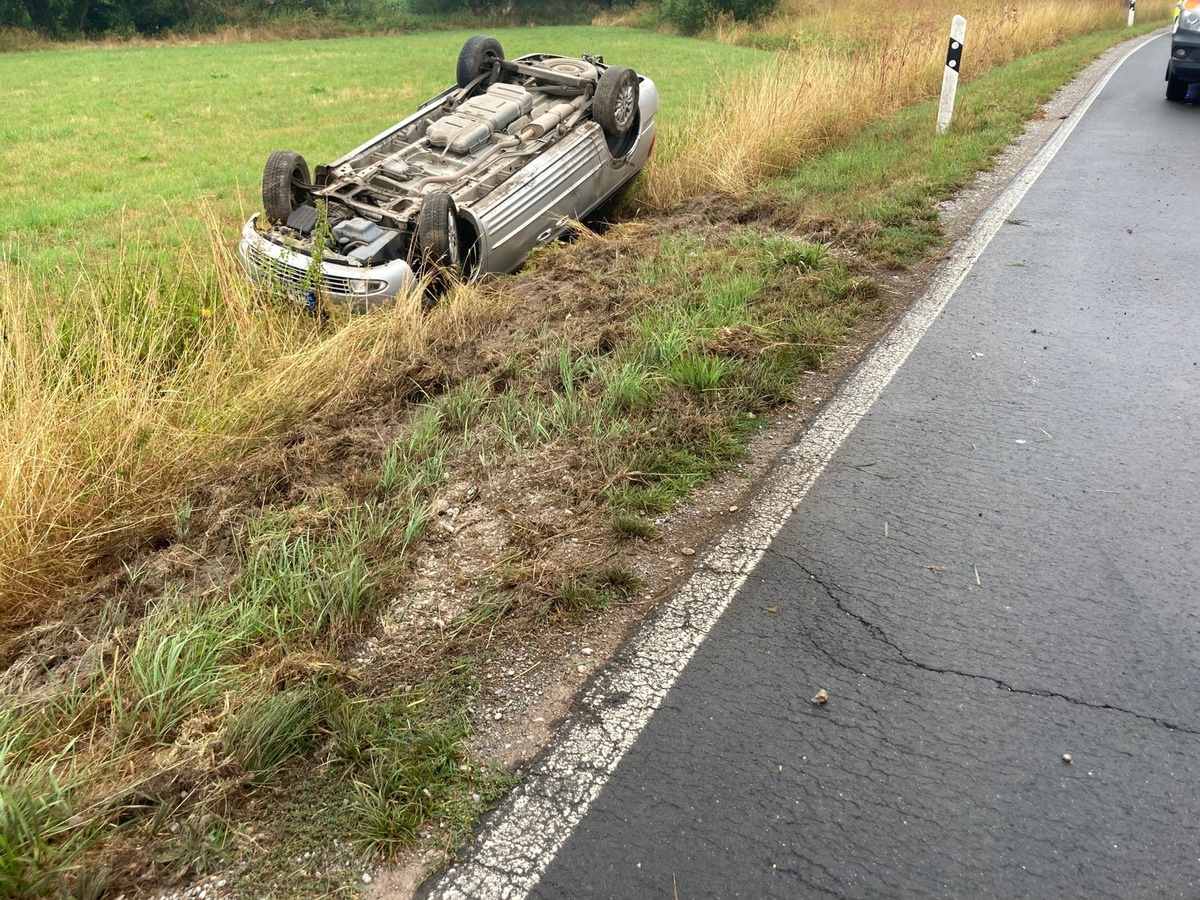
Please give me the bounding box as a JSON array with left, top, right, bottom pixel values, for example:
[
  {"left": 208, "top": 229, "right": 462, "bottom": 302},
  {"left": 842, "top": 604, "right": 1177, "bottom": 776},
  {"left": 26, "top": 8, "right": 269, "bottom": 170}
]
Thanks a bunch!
[{"left": 238, "top": 35, "right": 658, "bottom": 311}]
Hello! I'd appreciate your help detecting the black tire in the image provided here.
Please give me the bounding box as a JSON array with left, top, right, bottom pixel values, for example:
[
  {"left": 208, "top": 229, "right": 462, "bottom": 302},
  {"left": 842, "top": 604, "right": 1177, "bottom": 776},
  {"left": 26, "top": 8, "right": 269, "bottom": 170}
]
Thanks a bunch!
[
  {"left": 1167, "top": 73, "right": 1188, "bottom": 102},
  {"left": 457, "top": 35, "right": 504, "bottom": 89},
  {"left": 594, "top": 66, "right": 639, "bottom": 138},
  {"left": 262, "top": 150, "right": 310, "bottom": 225},
  {"left": 417, "top": 193, "right": 461, "bottom": 295}
]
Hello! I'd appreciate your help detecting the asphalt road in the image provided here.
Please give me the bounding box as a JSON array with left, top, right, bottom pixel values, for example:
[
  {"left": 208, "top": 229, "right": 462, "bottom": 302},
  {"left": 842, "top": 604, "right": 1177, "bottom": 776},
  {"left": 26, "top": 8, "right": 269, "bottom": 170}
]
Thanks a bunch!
[{"left": 522, "top": 34, "right": 1200, "bottom": 900}]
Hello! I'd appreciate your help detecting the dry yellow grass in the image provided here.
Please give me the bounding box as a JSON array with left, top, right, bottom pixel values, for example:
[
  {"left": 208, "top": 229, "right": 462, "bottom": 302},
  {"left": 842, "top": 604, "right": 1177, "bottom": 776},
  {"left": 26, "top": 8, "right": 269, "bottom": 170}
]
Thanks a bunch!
[
  {"left": 0, "top": 215, "right": 500, "bottom": 629},
  {"left": 641, "top": 0, "right": 1175, "bottom": 205}
]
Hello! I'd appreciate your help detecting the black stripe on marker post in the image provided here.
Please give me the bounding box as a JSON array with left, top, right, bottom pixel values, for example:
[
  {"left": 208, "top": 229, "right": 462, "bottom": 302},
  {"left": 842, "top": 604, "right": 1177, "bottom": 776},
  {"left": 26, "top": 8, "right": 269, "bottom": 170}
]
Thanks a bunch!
[{"left": 946, "top": 38, "right": 963, "bottom": 70}]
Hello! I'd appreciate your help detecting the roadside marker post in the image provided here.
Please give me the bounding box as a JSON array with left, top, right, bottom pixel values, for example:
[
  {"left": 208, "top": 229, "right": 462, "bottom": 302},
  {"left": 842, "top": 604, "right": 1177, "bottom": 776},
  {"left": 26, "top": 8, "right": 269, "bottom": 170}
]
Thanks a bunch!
[
  {"left": 1128, "top": 0, "right": 1136, "bottom": 28},
  {"left": 937, "top": 15, "right": 967, "bottom": 134}
]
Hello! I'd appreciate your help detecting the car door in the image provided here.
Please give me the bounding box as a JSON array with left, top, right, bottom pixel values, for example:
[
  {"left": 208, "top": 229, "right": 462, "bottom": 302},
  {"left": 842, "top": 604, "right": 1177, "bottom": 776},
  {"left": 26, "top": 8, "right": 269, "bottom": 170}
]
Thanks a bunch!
[{"left": 468, "top": 121, "right": 610, "bottom": 275}]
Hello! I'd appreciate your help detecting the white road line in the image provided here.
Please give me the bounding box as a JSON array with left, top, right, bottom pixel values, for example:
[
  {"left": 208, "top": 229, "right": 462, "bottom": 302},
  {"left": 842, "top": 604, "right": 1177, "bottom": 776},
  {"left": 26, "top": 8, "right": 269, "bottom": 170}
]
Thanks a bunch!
[{"left": 428, "top": 34, "right": 1154, "bottom": 900}]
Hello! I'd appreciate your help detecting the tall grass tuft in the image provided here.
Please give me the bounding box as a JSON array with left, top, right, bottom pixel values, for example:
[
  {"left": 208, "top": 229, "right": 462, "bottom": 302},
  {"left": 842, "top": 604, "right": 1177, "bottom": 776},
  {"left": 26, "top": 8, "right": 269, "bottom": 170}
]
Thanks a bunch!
[
  {"left": 127, "top": 606, "right": 244, "bottom": 742},
  {"left": 0, "top": 212, "right": 503, "bottom": 630},
  {"left": 0, "top": 769, "right": 85, "bottom": 898},
  {"left": 223, "top": 688, "right": 321, "bottom": 783}
]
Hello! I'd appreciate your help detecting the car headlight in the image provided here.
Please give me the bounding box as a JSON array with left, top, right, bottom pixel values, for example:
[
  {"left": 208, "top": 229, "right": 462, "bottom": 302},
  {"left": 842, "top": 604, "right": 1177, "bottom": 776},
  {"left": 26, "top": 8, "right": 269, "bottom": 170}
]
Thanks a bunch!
[
  {"left": 349, "top": 278, "right": 384, "bottom": 295},
  {"left": 1181, "top": 4, "right": 1200, "bottom": 31}
]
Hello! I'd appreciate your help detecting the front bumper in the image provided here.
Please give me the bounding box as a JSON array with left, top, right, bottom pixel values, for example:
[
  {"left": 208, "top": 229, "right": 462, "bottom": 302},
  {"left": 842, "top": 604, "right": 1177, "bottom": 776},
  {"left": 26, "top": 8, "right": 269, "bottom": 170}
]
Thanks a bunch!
[
  {"left": 1169, "top": 29, "right": 1200, "bottom": 82},
  {"left": 237, "top": 215, "right": 416, "bottom": 313}
]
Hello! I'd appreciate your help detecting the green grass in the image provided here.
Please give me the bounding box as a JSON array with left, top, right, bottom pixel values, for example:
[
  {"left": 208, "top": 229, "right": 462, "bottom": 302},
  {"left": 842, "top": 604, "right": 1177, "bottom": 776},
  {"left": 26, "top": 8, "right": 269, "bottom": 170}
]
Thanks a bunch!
[
  {"left": 193, "top": 675, "right": 514, "bottom": 899},
  {"left": 611, "top": 511, "right": 658, "bottom": 539},
  {"left": 380, "top": 408, "right": 449, "bottom": 499},
  {"left": 127, "top": 605, "right": 246, "bottom": 742},
  {"left": 0, "top": 776, "right": 85, "bottom": 898},
  {"left": 0, "top": 27, "right": 771, "bottom": 276},
  {"left": 550, "top": 566, "right": 644, "bottom": 617},
  {"left": 224, "top": 687, "right": 322, "bottom": 783},
  {"left": 222, "top": 522, "right": 376, "bottom": 650}
]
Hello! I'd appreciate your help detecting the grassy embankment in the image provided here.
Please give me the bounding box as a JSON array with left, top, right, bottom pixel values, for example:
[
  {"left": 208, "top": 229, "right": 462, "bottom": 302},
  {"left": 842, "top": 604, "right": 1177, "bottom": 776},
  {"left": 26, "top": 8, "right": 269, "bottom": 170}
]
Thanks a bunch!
[{"left": 0, "top": 2, "right": 1176, "bottom": 895}]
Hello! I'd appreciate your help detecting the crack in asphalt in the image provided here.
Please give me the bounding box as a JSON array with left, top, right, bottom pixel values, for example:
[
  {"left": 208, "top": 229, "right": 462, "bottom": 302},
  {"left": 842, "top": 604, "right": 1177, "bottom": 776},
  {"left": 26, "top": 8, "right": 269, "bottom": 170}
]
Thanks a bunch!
[{"left": 791, "top": 560, "right": 1200, "bottom": 737}]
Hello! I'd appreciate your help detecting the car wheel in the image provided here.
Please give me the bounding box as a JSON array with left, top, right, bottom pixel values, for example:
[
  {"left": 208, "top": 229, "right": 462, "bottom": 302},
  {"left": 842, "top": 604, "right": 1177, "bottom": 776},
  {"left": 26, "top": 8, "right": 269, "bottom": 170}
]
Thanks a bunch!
[
  {"left": 262, "top": 151, "right": 311, "bottom": 225},
  {"left": 536, "top": 57, "right": 602, "bottom": 96},
  {"left": 1167, "top": 73, "right": 1188, "bottom": 102},
  {"left": 594, "top": 66, "right": 639, "bottom": 139},
  {"left": 417, "top": 193, "right": 461, "bottom": 296},
  {"left": 457, "top": 35, "right": 504, "bottom": 90}
]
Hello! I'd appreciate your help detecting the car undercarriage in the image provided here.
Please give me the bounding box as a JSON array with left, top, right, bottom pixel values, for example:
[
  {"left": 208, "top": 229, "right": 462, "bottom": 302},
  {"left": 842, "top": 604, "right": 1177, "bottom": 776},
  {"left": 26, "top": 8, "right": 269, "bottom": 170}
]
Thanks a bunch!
[{"left": 238, "top": 36, "right": 657, "bottom": 311}]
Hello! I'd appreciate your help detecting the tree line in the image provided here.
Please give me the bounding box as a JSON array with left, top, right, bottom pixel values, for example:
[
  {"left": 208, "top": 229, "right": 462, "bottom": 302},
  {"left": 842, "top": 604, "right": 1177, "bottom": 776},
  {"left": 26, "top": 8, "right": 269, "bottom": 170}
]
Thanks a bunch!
[{"left": 1, "top": 0, "right": 778, "bottom": 37}]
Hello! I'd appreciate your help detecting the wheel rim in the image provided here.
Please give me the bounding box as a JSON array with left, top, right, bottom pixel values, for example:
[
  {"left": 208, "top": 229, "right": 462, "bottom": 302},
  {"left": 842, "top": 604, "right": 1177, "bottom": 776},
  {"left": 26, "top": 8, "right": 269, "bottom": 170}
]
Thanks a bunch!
[{"left": 616, "top": 83, "right": 636, "bottom": 131}]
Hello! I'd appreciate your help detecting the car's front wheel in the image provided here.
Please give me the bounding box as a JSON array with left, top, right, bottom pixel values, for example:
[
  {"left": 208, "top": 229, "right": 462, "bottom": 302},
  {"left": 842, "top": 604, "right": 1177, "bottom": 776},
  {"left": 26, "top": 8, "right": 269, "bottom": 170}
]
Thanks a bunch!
[
  {"left": 262, "top": 150, "right": 310, "bottom": 224},
  {"left": 417, "top": 193, "right": 461, "bottom": 297},
  {"left": 594, "top": 66, "right": 640, "bottom": 139},
  {"left": 1167, "top": 72, "right": 1188, "bottom": 102}
]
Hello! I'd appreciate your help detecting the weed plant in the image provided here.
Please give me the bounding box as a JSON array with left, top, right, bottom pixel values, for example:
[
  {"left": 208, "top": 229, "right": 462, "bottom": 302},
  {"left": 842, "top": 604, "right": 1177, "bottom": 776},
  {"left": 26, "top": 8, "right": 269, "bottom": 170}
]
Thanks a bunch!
[{"left": 223, "top": 688, "right": 321, "bottom": 783}]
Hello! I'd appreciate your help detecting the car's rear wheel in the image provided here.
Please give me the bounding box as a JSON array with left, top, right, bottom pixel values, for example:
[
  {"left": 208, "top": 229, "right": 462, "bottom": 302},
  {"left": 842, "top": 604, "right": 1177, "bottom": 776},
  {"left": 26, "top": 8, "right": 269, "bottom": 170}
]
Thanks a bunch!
[
  {"left": 1167, "top": 72, "right": 1188, "bottom": 102},
  {"left": 594, "top": 66, "right": 639, "bottom": 139},
  {"left": 417, "top": 193, "right": 461, "bottom": 297},
  {"left": 457, "top": 35, "right": 504, "bottom": 90},
  {"left": 262, "top": 150, "right": 311, "bottom": 224}
]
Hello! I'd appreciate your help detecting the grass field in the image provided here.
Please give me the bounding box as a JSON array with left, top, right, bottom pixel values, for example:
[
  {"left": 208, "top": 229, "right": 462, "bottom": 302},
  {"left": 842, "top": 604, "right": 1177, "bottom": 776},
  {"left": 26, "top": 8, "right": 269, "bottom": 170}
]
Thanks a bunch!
[
  {"left": 0, "top": 28, "right": 768, "bottom": 273},
  {"left": 0, "top": 4, "right": 1179, "bottom": 895}
]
